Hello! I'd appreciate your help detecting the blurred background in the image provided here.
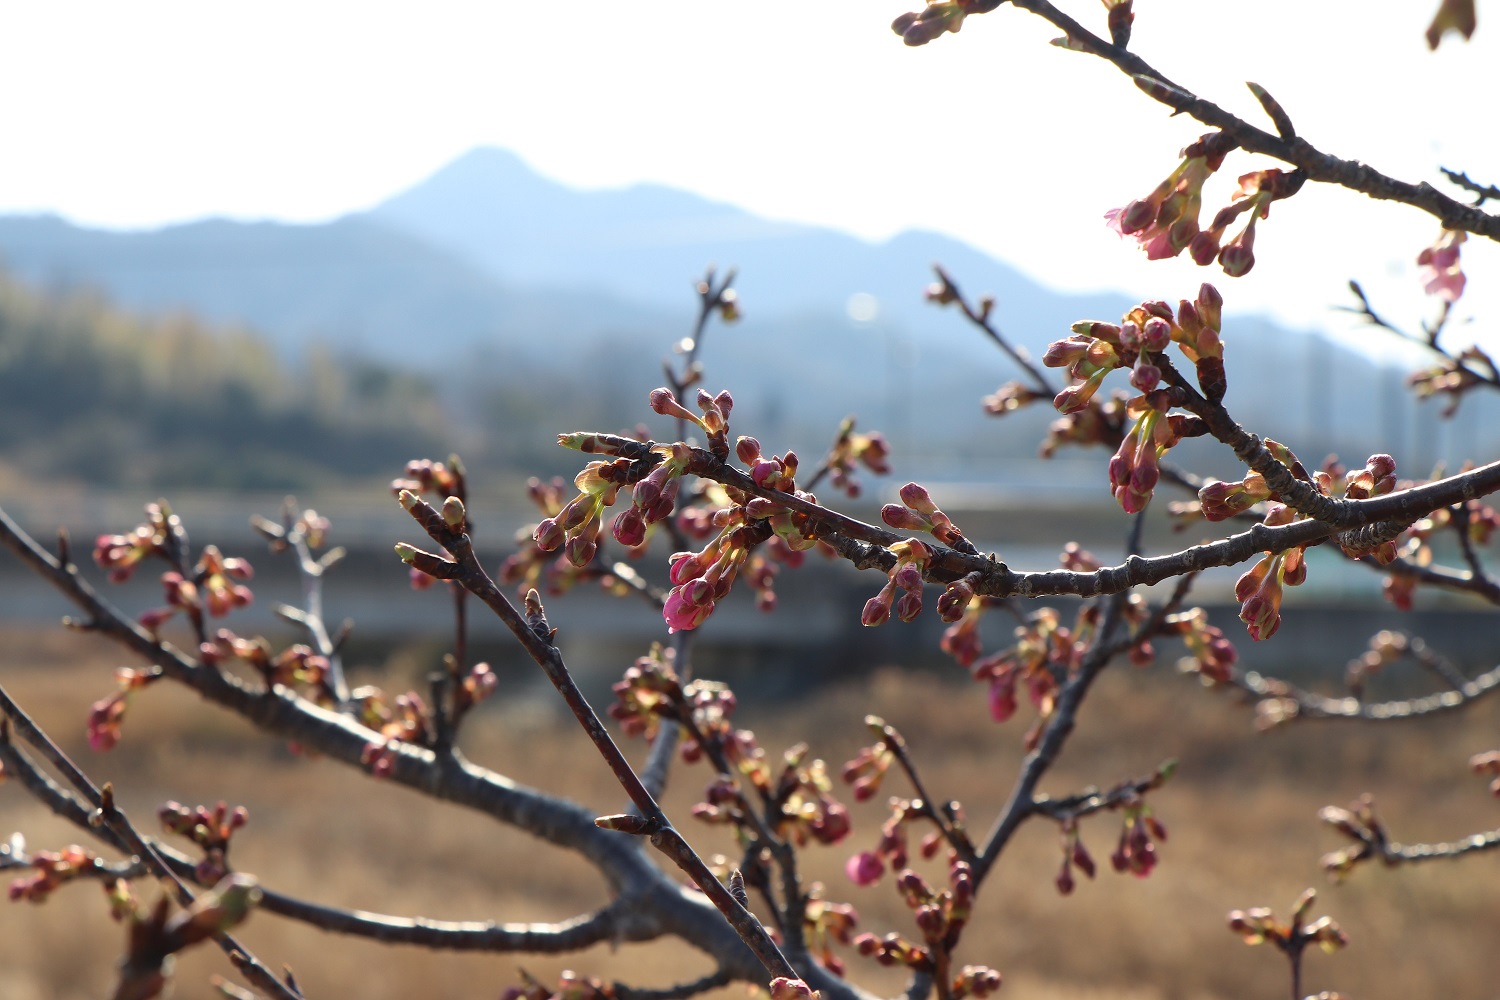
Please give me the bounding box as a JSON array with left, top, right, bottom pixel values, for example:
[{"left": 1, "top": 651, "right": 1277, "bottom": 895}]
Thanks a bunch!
[{"left": 1, "top": 2, "right": 1498, "bottom": 998}]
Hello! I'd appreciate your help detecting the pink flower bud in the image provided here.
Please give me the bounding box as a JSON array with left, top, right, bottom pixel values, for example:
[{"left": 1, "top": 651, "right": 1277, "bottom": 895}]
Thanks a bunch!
[
  {"left": 564, "top": 535, "right": 597, "bottom": 568},
  {"left": 1141, "top": 317, "right": 1172, "bottom": 352},
  {"left": 611, "top": 508, "right": 646, "bottom": 547},
  {"left": 861, "top": 585, "right": 894, "bottom": 627},
  {"left": 892, "top": 563, "right": 924, "bottom": 592},
  {"left": 1042, "top": 334, "right": 1093, "bottom": 369},
  {"left": 1117, "top": 198, "right": 1156, "bottom": 234},
  {"left": 898, "top": 482, "right": 938, "bottom": 514},
  {"left": 663, "top": 586, "right": 716, "bottom": 633},
  {"left": 533, "top": 518, "right": 565, "bottom": 551},
  {"left": 1129, "top": 362, "right": 1161, "bottom": 392},
  {"left": 846, "top": 851, "right": 885, "bottom": 886},
  {"left": 988, "top": 672, "right": 1017, "bottom": 723},
  {"left": 1197, "top": 283, "right": 1223, "bottom": 330},
  {"left": 1218, "top": 240, "right": 1255, "bottom": 277}
]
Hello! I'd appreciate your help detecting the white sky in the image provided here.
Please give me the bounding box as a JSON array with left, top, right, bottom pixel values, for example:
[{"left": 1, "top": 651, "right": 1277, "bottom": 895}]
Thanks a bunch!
[{"left": 3, "top": 1, "right": 1497, "bottom": 355}]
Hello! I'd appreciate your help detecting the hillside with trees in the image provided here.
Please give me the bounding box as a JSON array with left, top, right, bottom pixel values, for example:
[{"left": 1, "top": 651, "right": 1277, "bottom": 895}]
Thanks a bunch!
[{"left": 0, "top": 270, "right": 447, "bottom": 490}]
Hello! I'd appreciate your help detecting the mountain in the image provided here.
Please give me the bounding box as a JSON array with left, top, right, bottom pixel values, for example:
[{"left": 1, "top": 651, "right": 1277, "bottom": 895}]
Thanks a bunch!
[
  {"left": 0, "top": 213, "right": 670, "bottom": 366},
  {"left": 368, "top": 147, "right": 1130, "bottom": 342},
  {"left": 0, "top": 147, "right": 1487, "bottom": 478}
]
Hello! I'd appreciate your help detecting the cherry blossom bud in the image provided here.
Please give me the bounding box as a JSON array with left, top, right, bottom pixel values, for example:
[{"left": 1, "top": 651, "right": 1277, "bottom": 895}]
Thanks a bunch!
[
  {"left": 533, "top": 518, "right": 565, "bottom": 551},
  {"left": 846, "top": 851, "right": 885, "bottom": 887}
]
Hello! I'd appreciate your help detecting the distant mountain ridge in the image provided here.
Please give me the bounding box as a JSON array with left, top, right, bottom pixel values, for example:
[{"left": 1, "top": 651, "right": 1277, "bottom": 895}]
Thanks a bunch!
[
  {"left": 0, "top": 212, "right": 667, "bottom": 365},
  {"left": 367, "top": 147, "right": 1131, "bottom": 337},
  {"left": 0, "top": 146, "right": 1482, "bottom": 476}
]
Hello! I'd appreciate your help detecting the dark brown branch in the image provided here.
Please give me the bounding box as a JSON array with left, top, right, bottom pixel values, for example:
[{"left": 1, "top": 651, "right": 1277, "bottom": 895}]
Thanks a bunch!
[
  {"left": 0, "top": 503, "right": 800, "bottom": 991},
  {"left": 1321, "top": 795, "right": 1500, "bottom": 877},
  {"left": 1235, "top": 660, "right": 1500, "bottom": 723},
  {"left": 1339, "top": 282, "right": 1500, "bottom": 400},
  {"left": 398, "top": 493, "right": 801, "bottom": 985},
  {"left": 930, "top": 265, "right": 1057, "bottom": 397},
  {"left": 0, "top": 684, "right": 303, "bottom": 1000},
  {"left": 1441, "top": 167, "right": 1500, "bottom": 207},
  {"left": 1357, "top": 828, "right": 1500, "bottom": 864},
  {"left": 1029, "top": 763, "right": 1173, "bottom": 823},
  {"left": 256, "top": 894, "right": 627, "bottom": 952},
  {"left": 1368, "top": 553, "right": 1500, "bottom": 605},
  {"left": 614, "top": 967, "right": 736, "bottom": 1000},
  {"left": 690, "top": 448, "right": 1500, "bottom": 598},
  {"left": 1006, "top": 0, "right": 1500, "bottom": 240},
  {"left": 1449, "top": 503, "right": 1492, "bottom": 586},
  {"left": 973, "top": 589, "right": 1130, "bottom": 882},
  {"left": 869, "top": 717, "right": 975, "bottom": 865},
  {"left": 589, "top": 431, "right": 1500, "bottom": 598},
  {"left": 0, "top": 732, "right": 639, "bottom": 955},
  {"left": 1152, "top": 357, "right": 1338, "bottom": 521}
]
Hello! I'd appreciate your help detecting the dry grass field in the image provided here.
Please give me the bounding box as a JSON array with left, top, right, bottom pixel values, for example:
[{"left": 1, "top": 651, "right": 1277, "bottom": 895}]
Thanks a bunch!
[{"left": 2, "top": 624, "right": 1498, "bottom": 1000}]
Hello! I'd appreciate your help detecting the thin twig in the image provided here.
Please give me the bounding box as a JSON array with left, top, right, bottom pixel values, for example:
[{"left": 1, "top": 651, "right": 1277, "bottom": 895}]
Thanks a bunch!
[
  {"left": 1234, "top": 661, "right": 1500, "bottom": 723},
  {"left": 399, "top": 493, "right": 801, "bottom": 984}
]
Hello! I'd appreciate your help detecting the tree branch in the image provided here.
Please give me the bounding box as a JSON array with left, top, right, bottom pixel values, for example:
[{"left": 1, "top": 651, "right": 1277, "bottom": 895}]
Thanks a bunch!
[
  {"left": 1005, "top": 0, "right": 1500, "bottom": 240},
  {"left": 0, "top": 683, "right": 303, "bottom": 1000}
]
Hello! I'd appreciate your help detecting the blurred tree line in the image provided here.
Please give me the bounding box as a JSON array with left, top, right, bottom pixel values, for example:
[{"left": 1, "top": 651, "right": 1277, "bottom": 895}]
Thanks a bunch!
[{"left": 0, "top": 268, "right": 451, "bottom": 490}]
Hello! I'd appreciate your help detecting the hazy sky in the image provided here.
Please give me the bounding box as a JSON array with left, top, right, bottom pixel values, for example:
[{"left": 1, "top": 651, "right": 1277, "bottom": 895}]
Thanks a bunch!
[{"left": 4, "top": 1, "right": 1497, "bottom": 352}]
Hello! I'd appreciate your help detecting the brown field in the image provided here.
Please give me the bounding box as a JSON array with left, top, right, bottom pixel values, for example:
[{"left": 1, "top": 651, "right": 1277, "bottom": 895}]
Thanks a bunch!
[{"left": 2, "top": 624, "right": 1498, "bottom": 1000}]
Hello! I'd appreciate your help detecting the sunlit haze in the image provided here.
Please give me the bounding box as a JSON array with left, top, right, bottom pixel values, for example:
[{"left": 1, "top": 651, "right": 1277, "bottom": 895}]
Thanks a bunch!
[{"left": 5, "top": 1, "right": 1497, "bottom": 350}]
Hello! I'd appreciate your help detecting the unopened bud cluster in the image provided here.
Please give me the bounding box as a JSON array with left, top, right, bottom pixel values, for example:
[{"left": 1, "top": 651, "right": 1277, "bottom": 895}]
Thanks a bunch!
[
  {"left": 7, "top": 844, "right": 98, "bottom": 903},
  {"left": 389, "top": 456, "right": 466, "bottom": 503},
  {"left": 1047, "top": 290, "right": 1223, "bottom": 511},
  {"left": 533, "top": 458, "right": 633, "bottom": 568},
  {"left": 1233, "top": 513, "right": 1305, "bottom": 641},
  {"left": 356, "top": 688, "right": 432, "bottom": 777},
  {"left": 824, "top": 417, "right": 892, "bottom": 499},
  {"left": 662, "top": 434, "right": 817, "bottom": 632},
  {"left": 608, "top": 644, "right": 683, "bottom": 740},
  {"left": 92, "top": 501, "right": 177, "bottom": 583},
  {"left": 1167, "top": 608, "right": 1239, "bottom": 684},
  {"left": 850, "top": 862, "right": 994, "bottom": 995},
  {"left": 801, "top": 882, "right": 860, "bottom": 976},
  {"left": 500, "top": 476, "right": 589, "bottom": 596},
  {"left": 95, "top": 504, "right": 256, "bottom": 638},
  {"left": 159, "top": 799, "right": 249, "bottom": 883},
  {"left": 86, "top": 666, "right": 163, "bottom": 752},
  {"left": 861, "top": 539, "right": 933, "bottom": 626},
  {"left": 1417, "top": 227, "right": 1467, "bottom": 302},
  {"left": 650, "top": 386, "right": 734, "bottom": 460},
  {"left": 1107, "top": 129, "right": 1304, "bottom": 277},
  {"left": 881, "top": 483, "right": 967, "bottom": 547},
  {"left": 842, "top": 718, "right": 897, "bottom": 802},
  {"left": 1227, "top": 889, "right": 1348, "bottom": 953},
  {"left": 1109, "top": 800, "right": 1167, "bottom": 878},
  {"left": 842, "top": 797, "right": 952, "bottom": 888},
  {"left": 889, "top": 0, "right": 1002, "bottom": 47}
]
